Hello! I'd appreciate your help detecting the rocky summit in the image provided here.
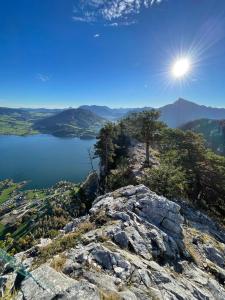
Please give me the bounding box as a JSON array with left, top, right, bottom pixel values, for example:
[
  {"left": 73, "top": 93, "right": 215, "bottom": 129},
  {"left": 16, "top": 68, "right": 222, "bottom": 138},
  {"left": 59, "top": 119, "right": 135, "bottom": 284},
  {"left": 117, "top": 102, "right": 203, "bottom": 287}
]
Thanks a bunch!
[{"left": 1, "top": 185, "right": 225, "bottom": 299}]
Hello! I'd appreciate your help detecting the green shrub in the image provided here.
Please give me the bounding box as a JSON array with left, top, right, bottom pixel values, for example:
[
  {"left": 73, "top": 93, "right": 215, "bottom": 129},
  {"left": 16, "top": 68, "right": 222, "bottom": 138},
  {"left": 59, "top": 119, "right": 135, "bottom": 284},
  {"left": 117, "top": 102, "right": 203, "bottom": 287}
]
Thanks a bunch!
[{"left": 143, "top": 163, "right": 187, "bottom": 199}]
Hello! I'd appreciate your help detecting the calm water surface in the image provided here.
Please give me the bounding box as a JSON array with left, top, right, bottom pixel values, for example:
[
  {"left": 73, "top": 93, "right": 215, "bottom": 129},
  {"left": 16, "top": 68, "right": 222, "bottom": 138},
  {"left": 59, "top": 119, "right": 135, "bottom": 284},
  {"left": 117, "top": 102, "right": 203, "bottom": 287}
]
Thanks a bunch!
[{"left": 0, "top": 135, "right": 97, "bottom": 189}]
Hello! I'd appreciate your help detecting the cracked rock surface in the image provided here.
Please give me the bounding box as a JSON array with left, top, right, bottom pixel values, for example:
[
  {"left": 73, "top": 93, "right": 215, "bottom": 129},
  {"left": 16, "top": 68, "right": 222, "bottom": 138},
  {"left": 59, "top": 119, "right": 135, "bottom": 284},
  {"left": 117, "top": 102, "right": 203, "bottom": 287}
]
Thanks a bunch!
[{"left": 1, "top": 185, "right": 225, "bottom": 299}]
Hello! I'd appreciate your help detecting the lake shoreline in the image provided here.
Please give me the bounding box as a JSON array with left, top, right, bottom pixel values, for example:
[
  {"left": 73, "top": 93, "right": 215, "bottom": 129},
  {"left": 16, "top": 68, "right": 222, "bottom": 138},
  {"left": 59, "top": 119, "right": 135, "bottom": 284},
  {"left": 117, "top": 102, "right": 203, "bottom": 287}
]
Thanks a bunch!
[{"left": 0, "top": 133, "right": 97, "bottom": 140}]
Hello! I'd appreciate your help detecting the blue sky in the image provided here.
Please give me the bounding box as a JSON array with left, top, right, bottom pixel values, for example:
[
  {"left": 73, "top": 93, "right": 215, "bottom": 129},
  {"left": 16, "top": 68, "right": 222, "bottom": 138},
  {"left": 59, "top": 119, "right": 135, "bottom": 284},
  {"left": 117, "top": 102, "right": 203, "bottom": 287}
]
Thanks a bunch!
[{"left": 1, "top": 0, "right": 225, "bottom": 108}]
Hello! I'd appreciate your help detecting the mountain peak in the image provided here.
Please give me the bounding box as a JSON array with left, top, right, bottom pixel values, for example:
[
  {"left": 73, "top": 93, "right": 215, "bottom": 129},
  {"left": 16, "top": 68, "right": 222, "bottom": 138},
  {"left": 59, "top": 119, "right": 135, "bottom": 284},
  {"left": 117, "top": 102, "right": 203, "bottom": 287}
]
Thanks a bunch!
[
  {"left": 33, "top": 107, "right": 105, "bottom": 137},
  {"left": 173, "top": 98, "right": 196, "bottom": 105}
]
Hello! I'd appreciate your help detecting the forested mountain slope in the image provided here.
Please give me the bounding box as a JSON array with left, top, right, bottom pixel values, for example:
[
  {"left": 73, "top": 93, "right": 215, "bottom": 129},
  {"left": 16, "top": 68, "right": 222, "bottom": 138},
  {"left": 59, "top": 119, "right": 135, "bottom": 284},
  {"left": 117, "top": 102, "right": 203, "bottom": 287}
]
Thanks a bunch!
[
  {"left": 33, "top": 108, "right": 105, "bottom": 137},
  {"left": 181, "top": 118, "right": 225, "bottom": 156}
]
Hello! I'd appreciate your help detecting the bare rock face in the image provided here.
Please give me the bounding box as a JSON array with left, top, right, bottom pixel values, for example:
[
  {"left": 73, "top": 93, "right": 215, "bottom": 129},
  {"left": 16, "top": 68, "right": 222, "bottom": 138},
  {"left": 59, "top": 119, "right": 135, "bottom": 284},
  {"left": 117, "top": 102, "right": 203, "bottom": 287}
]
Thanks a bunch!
[
  {"left": 91, "top": 184, "right": 183, "bottom": 236},
  {"left": 19, "top": 265, "right": 77, "bottom": 300},
  {"left": 80, "top": 171, "right": 99, "bottom": 200},
  {"left": 91, "top": 184, "right": 184, "bottom": 260},
  {"left": 2, "top": 185, "right": 225, "bottom": 299}
]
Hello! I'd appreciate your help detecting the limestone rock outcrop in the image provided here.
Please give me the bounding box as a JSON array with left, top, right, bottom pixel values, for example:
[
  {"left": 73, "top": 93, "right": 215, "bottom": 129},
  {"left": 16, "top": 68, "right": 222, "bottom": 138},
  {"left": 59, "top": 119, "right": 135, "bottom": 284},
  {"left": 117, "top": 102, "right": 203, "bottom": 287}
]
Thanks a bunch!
[{"left": 1, "top": 185, "right": 225, "bottom": 299}]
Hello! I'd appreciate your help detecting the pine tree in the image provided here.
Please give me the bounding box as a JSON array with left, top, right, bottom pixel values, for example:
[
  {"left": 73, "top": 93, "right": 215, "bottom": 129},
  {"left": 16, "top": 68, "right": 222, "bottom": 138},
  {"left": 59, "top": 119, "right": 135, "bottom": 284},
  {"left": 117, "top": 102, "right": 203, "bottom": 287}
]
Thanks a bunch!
[
  {"left": 94, "top": 123, "right": 117, "bottom": 190},
  {"left": 125, "top": 110, "right": 164, "bottom": 166}
]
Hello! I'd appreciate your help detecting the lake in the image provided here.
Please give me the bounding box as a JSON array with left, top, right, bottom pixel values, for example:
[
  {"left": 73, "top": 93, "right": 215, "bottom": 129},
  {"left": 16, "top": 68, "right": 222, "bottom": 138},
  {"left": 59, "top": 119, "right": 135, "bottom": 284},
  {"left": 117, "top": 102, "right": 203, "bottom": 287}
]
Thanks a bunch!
[{"left": 0, "top": 135, "right": 98, "bottom": 189}]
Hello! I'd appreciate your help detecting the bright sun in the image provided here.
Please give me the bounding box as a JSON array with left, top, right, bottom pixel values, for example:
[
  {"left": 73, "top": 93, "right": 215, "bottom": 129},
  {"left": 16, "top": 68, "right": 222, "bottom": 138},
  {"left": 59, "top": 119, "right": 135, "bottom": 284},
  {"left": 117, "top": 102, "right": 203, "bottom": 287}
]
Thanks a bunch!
[{"left": 172, "top": 57, "right": 191, "bottom": 78}]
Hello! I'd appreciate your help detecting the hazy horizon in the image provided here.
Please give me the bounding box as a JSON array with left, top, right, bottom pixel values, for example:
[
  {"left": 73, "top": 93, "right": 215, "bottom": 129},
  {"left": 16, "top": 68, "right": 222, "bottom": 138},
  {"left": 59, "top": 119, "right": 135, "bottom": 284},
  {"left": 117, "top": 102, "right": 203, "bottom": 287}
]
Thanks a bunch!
[{"left": 1, "top": 97, "right": 225, "bottom": 110}]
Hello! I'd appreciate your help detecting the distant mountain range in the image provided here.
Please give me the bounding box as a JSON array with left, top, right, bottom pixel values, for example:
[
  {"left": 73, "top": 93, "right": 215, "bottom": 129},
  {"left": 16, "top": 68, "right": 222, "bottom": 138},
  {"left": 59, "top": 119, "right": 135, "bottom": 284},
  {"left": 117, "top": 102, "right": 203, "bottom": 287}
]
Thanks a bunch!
[
  {"left": 181, "top": 118, "right": 225, "bottom": 156},
  {"left": 0, "top": 106, "right": 60, "bottom": 121},
  {"left": 79, "top": 105, "right": 151, "bottom": 121},
  {"left": 79, "top": 99, "right": 225, "bottom": 128},
  {"left": 79, "top": 105, "right": 130, "bottom": 120},
  {"left": 1, "top": 98, "right": 225, "bottom": 137},
  {"left": 159, "top": 99, "right": 225, "bottom": 127},
  {"left": 33, "top": 108, "right": 105, "bottom": 137},
  {"left": 0, "top": 107, "right": 30, "bottom": 120}
]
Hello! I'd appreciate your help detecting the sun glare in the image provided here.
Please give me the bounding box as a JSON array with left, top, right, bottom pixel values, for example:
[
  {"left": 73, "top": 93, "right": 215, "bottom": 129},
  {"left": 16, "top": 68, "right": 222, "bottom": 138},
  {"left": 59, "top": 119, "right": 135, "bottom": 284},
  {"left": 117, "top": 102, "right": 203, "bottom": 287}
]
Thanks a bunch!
[{"left": 172, "top": 57, "right": 191, "bottom": 78}]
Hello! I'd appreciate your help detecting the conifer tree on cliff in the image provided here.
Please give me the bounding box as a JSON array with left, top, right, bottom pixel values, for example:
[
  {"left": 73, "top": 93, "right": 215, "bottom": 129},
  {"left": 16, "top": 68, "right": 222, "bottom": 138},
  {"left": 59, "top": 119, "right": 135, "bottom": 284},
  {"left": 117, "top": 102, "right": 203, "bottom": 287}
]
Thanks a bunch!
[
  {"left": 125, "top": 110, "right": 163, "bottom": 166},
  {"left": 94, "top": 123, "right": 117, "bottom": 189}
]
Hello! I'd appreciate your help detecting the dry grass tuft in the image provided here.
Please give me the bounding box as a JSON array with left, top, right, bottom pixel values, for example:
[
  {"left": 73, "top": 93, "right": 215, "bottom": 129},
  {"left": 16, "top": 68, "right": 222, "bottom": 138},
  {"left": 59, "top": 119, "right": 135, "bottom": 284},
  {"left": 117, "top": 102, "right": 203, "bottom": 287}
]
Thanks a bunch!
[
  {"left": 100, "top": 290, "right": 121, "bottom": 300},
  {"left": 50, "top": 254, "right": 67, "bottom": 272}
]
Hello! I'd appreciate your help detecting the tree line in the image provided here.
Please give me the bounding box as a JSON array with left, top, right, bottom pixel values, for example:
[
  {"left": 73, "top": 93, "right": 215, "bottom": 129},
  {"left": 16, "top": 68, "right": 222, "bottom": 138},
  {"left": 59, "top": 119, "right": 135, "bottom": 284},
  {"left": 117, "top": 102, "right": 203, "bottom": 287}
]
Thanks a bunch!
[{"left": 94, "top": 110, "right": 225, "bottom": 222}]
